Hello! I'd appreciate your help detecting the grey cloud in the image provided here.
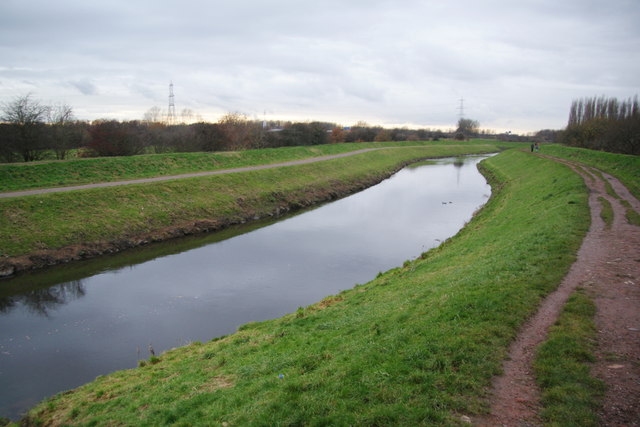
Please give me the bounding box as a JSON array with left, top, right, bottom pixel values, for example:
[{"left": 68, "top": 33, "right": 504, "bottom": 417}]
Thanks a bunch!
[
  {"left": 0, "top": 0, "right": 638, "bottom": 131},
  {"left": 68, "top": 79, "right": 98, "bottom": 95}
]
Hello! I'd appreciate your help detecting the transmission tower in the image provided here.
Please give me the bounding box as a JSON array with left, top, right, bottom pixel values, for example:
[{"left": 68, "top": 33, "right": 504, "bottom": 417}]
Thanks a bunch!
[
  {"left": 457, "top": 97, "right": 465, "bottom": 119},
  {"left": 167, "top": 81, "right": 176, "bottom": 125}
]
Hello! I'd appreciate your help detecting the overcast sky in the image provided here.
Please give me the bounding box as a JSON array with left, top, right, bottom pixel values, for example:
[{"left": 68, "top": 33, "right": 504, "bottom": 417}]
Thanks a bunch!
[{"left": 1, "top": 0, "right": 639, "bottom": 133}]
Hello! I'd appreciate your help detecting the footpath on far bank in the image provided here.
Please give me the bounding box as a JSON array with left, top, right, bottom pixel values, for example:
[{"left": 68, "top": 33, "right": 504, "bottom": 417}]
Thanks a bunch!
[{"left": 0, "top": 148, "right": 385, "bottom": 198}]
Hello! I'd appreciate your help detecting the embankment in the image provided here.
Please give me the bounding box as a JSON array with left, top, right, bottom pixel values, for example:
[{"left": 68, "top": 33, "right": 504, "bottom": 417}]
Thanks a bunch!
[{"left": 0, "top": 145, "right": 495, "bottom": 275}]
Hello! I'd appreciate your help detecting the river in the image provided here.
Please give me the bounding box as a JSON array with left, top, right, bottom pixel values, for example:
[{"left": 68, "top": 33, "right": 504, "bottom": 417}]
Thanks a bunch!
[{"left": 0, "top": 155, "right": 492, "bottom": 420}]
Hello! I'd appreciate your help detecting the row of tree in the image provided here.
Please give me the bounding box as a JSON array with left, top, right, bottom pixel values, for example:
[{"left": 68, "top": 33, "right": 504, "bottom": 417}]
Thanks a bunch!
[
  {"left": 79, "top": 118, "right": 453, "bottom": 158},
  {"left": 1, "top": 94, "right": 491, "bottom": 162},
  {"left": 0, "top": 94, "right": 84, "bottom": 162},
  {"left": 560, "top": 95, "right": 639, "bottom": 154}
]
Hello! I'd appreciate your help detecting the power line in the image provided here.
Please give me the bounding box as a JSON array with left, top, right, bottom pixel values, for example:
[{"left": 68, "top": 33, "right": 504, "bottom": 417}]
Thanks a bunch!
[{"left": 457, "top": 97, "right": 465, "bottom": 119}]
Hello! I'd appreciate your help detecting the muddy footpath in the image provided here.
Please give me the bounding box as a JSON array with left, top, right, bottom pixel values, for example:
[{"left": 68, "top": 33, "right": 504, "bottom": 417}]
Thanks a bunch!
[{"left": 477, "top": 154, "right": 640, "bottom": 426}]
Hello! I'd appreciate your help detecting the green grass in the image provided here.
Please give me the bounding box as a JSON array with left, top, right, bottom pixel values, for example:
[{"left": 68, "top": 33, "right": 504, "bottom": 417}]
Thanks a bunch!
[
  {"left": 0, "top": 145, "right": 497, "bottom": 258},
  {"left": 623, "top": 200, "right": 640, "bottom": 226},
  {"left": 23, "top": 150, "right": 591, "bottom": 426},
  {"left": 0, "top": 144, "right": 360, "bottom": 192},
  {"left": 544, "top": 144, "right": 640, "bottom": 227},
  {"left": 598, "top": 196, "right": 614, "bottom": 228},
  {"left": 0, "top": 140, "right": 511, "bottom": 192},
  {"left": 591, "top": 169, "right": 620, "bottom": 200},
  {"left": 534, "top": 289, "right": 605, "bottom": 426},
  {"left": 542, "top": 145, "right": 640, "bottom": 200}
]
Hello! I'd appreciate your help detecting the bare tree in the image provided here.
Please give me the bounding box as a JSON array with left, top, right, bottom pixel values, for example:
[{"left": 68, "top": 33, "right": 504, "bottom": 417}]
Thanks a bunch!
[
  {"left": 49, "top": 104, "right": 73, "bottom": 123},
  {"left": 180, "top": 108, "right": 194, "bottom": 124},
  {"left": 1, "top": 93, "right": 49, "bottom": 124},
  {"left": 49, "top": 104, "right": 77, "bottom": 160},
  {"left": 218, "top": 112, "right": 259, "bottom": 150},
  {"left": 143, "top": 106, "right": 163, "bottom": 123},
  {"left": 88, "top": 120, "right": 145, "bottom": 156},
  {"left": 455, "top": 118, "right": 480, "bottom": 140},
  {"left": 330, "top": 127, "right": 345, "bottom": 143},
  {"left": 0, "top": 94, "right": 50, "bottom": 161}
]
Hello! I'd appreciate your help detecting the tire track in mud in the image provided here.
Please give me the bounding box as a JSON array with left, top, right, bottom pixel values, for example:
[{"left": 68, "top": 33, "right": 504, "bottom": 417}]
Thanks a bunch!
[{"left": 475, "top": 153, "right": 640, "bottom": 426}]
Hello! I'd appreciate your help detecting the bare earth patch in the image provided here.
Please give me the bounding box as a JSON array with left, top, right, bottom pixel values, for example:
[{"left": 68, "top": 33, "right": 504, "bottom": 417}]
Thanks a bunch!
[{"left": 475, "top": 154, "right": 640, "bottom": 426}]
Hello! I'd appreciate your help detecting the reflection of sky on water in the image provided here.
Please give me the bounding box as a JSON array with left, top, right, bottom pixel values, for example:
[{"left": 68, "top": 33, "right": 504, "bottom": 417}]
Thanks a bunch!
[{"left": 0, "top": 156, "right": 491, "bottom": 420}]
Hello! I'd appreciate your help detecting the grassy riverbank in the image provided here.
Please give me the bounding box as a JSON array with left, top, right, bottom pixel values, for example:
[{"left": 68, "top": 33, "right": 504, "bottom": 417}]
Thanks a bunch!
[
  {"left": 0, "top": 144, "right": 495, "bottom": 261},
  {"left": 0, "top": 140, "right": 510, "bottom": 193},
  {"left": 22, "top": 149, "right": 590, "bottom": 425}
]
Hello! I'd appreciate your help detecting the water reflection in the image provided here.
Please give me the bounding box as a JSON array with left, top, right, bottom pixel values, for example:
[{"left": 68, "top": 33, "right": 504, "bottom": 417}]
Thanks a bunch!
[
  {"left": 0, "top": 155, "right": 492, "bottom": 420},
  {"left": 1, "top": 217, "right": 283, "bottom": 296},
  {"left": 0, "top": 281, "right": 85, "bottom": 316}
]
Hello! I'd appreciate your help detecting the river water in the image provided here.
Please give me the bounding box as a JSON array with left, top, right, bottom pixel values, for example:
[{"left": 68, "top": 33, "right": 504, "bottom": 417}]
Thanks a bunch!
[{"left": 0, "top": 155, "right": 492, "bottom": 420}]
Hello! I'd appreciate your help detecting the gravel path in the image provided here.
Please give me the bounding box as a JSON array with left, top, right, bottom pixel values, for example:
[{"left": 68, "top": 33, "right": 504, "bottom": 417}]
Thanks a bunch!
[
  {"left": 475, "top": 154, "right": 640, "bottom": 426},
  {"left": 0, "top": 148, "right": 385, "bottom": 198}
]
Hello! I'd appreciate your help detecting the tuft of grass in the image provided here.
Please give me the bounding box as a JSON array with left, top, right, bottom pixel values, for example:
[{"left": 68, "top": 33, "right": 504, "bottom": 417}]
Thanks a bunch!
[
  {"left": 22, "top": 150, "right": 592, "bottom": 425},
  {"left": 591, "top": 169, "right": 620, "bottom": 200},
  {"left": 534, "top": 289, "right": 605, "bottom": 426},
  {"left": 626, "top": 209, "right": 640, "bottom": 226},
  {"left": 621, "top": 200, "right": 640, "bottom": 226},
  {"left": 598, "top": 196, "right": 614, "bottom": 228}
]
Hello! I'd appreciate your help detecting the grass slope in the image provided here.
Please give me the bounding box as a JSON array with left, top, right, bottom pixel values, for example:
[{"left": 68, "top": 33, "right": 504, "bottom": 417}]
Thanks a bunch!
[
  {"left": 0, "top": 140, "right": 514, "bottom": 192},
  {"left": 0, "top": 145, "right": 495, "bottom": 258},
  {"left": 541, "top": 144, "right": 640, "bottom": 200},
  {"left": 0, "top": 144, "right": 363, "bottom": 192},
  {"left": 23, "top": 150, "right": 590, "bottom": 426}
]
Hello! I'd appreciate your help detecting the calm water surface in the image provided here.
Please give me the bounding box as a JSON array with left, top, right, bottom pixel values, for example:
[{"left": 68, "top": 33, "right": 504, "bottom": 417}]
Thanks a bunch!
[{"left": 0, "top": 155, "right": 492, "bottom": 419}]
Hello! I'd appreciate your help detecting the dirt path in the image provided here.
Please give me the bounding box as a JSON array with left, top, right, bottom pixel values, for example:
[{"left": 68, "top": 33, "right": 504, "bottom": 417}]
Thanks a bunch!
[
  {"left": 0, "top": 148, "right": 386, "bottom": 198},
  {"left": 475, "top": 154, "right": 640, "bottom": 426}
]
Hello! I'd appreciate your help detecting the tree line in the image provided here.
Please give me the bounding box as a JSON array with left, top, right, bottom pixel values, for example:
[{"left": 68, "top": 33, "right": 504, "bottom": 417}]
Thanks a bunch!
[
  {"left": 0, "top": 94, "right": 82, "bottom": 162},
  {"left": 559, "top": 95, "right": 639, "bottom": 155},
  {"left": 1, "top": 94, "right": 492, "bottom": 162}
]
